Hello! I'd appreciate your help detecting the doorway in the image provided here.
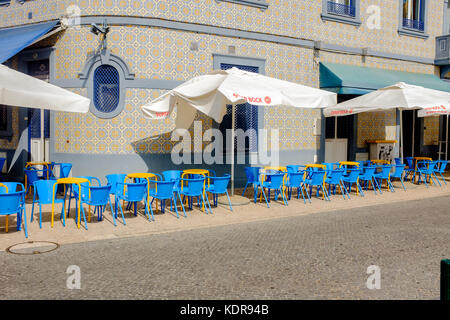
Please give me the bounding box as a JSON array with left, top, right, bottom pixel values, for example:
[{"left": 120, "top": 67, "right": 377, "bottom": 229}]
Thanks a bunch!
[
  {"left": 27, "top": 59, "right": 50, "bottom": 162},
  {"left": 401, "top": 110, "right": 421, "bottom": 158},
  {"left": 324, "top": 94, "right": 357, "bottom": 162}
]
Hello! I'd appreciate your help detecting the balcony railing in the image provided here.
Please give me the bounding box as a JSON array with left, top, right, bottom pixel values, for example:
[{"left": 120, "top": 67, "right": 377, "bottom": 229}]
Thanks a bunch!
[
  {"left": 327, "top": 1, "right": 356, "bottom": 17},
  {"left": 402, "top": 18, "right": 425, "bottom": 32}
]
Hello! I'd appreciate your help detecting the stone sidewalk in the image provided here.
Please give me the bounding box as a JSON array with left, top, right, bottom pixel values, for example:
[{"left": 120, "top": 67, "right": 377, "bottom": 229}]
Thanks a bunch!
[{"left": 0, "top": 177, "right": 449, "bottom": 251}]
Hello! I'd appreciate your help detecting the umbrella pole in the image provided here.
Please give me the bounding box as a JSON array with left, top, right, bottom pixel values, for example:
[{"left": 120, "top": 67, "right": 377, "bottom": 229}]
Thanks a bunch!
[
  {"left": 412, "top": 110, "right": 415, "bottom": 157},
  {"left": 446, "top": 115, "right": 449, "bottom": 161},
  {"left": 231, "top": 104, "right": 235, "bottom": 196},
  {"left": 400, "top": 110, "right": 404, "bottom": 163},
  {"left": 41, "top": 109, "right": 45, "bottom": 163}
]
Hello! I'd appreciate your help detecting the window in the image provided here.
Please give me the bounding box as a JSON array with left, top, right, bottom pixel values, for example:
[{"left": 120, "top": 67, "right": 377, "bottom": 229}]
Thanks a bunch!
[
  {"left": 0, "top": 105, "right": 12, "bottom": 139},
  {"left": 328, "top": 0, "right": 355, "bottom": 17},
  {"left": 398, "top": 0, "right": 428, "bottom": 38},
  {"left": 402, "top": 0, "right": 425, "bottom": 31},
  {"left": 219, "top": 63, "right": 259, "bottom": 153},
  {"left": 93, "top": 65, "right": 120, "bottom": 116},
  {"left": 321, "top": 0, "right": 361, "bottom": 26}
]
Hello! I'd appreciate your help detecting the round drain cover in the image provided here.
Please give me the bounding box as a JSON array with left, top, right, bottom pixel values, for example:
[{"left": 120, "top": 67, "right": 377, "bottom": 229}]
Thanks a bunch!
[{"left": 6, "top": 241, "right": 59, "bottom": 255}]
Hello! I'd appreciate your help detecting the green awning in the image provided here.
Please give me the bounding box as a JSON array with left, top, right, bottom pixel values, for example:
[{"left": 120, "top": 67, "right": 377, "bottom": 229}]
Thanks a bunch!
[{"left": 320, "top": 62, "right": 450, "bottom": 94}]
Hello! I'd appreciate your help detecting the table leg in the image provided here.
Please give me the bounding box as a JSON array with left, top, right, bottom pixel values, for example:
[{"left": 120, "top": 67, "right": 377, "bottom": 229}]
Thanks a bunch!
[
  {"left": 51, "top": 183, "right": 57, "bottom": 228},
  {"left": 77, "top": 183, "right": 81, "bottom": 229}
]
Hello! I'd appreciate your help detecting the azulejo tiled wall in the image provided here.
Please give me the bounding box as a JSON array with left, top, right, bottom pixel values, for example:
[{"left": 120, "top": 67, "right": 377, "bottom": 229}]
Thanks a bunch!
[
  {"left": 0, "top": 56, "right": 19, "bottom": 151},
  {"left": 55, "top": 87, "right": 213, "bottom": 154},
  {"left": 0, "top": 0, "right": 444, "bottom": 60},
  {"left": 423, "top": 117, "right": 440, "bottom": 146},
  {"left": 356, "top": 111, "right": 397, "bottom": 149},
  {"left": 53, "top": 25, "right": 320, "bottom": 154},
  {"left": 1, "top": 1, "right": 444, "bottom": 155}
]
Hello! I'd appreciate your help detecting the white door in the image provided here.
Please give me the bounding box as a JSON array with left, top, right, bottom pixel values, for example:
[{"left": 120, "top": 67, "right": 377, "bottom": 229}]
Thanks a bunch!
[{"left": 28, "top": 60, "right": 50, "bottom": 163}]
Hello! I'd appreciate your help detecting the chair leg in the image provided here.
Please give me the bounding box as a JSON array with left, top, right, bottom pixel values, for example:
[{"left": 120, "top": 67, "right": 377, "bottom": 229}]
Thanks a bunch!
[
  {"left": 39, "top": 203, "right": 43, "bottom": 229},
  {"left": 400, "top": 177, "right": 407, "bottom": 191},
  {"left": 117, "top": 198, "right": 126, "bottom": 225},
  {"left": 357, "top": 182, "right": 365, "bottom": 197},
  {"left": 61, "top": 201, "right": 66, "bottom": 227},
  {"left": 177, "top": 193, "right": 186, "bottom": 217},
  {"left": 22, "top": 206, "right": 28, "bottom": 238},
  {"left": 439, "top": 172, "right": 447, "bottom": 185},
  {"left": 432, "top": 173, "right": 441, "bottom": 187},
  {"left": 242, "top": 182, "right": 249, "bottom": 197},
  {"left": 79, "top": 204, "right": 88, "bottom": 230},
  {"left": 109, "top": 198, "right": 117, "bottom": 226},
  {"left": 322, "top": 184, "right": 330, "bottom": 201},
  {"left": 204, "top": 193, "right": 213, "bottom": 214},
  {"left": 259, "top": 186, "right": 270, "bottom": 208},
  {"left": 172, "top": 195, "right": 180, "bottom": 218},
  {"left": 225, "top": 191, "right": 233, "bottom": 211},
  {"left": 145, "top": 197, "right": 153, "bottom": 221}
]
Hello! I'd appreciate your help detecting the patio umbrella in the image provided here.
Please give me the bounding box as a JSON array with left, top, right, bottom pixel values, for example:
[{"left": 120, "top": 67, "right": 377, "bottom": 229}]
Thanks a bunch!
[
  {"left": 0, "top": 64, "right": 90, "bottom": 171},
  {"left": 323, "top": 82, "right": 450, "bottom": 161},
  {"left": 141, "top": 67, "right": 337, "bottom": 195}
]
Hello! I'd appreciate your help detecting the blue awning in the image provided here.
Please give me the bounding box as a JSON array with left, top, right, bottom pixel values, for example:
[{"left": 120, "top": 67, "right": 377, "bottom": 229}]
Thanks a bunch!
[
  {"left": 320, "top": 62, "right": 450, "bottom": 94},
  {"left": 0, "top": 21, "right": 58, "bottom": 64}
]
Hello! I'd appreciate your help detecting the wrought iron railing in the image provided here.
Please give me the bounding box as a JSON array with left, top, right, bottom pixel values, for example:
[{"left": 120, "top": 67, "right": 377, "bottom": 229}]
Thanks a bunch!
[
  {"left": 402, "top": 18, "right": 425, "bottom": 31},
  {"left": 327, "top": 1, "right": 356, "bottom": 17}
]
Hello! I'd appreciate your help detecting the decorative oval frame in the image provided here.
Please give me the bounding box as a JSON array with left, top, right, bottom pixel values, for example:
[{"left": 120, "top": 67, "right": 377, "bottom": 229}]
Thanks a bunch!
[{"left": 79, "top": 49, "right": 135, "bottom": 119}]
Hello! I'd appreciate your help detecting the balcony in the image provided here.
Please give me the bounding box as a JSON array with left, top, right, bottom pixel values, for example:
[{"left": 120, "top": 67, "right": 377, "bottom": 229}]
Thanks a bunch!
[
  {"left": 402, "top": 18, "right": 425, "bottom": 32},
  {"left": 327, "top": 1, "right": 355, "bottom": 17},
  {"left": 435, "top": 35, "right": 450, "bottom": 66}
]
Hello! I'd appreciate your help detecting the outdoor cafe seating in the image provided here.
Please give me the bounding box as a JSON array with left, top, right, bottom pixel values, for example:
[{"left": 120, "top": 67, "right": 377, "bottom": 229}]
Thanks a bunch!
[{"left": 0, "top": 155, "right": 448, "bottom": 239}]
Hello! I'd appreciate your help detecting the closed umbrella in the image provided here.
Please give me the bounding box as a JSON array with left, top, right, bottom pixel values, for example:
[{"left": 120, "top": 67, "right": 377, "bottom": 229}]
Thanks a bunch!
[{"left": 141, "top": 67, "right": 337, "bottom": 195}]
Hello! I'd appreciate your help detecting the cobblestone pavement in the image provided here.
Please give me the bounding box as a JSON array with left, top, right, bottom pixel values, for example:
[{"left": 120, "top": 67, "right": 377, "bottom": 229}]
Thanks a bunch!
[{"left": 0, "top": 196, "right": 449, "bottom": 300}]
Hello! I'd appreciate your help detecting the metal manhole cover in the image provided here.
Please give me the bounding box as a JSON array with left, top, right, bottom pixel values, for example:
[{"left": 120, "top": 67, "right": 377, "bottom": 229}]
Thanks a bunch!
[{"left": 6, "top": 241, "right": 60, "bottom": 255}]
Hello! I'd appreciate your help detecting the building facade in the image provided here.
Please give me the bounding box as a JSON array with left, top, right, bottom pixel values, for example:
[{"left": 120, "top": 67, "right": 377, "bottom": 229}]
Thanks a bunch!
[{"left": 1, "top": 0, "right": 449, "bottom": 184}]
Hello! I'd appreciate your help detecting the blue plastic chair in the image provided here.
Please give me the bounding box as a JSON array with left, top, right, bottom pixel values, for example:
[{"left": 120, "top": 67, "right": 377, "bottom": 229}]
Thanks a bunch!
[
  {"left": 342, "top": 168, "right": 364, "bottom": 197},
  {"left": 374, "top": 165, "right": 395, "bottom": 192},
  {"left": 0, "top": 182, "right": 24, "bottom": 194},
  {"left": 78, "top": 184, "right": 118, "bottom": 225},
  {"left": 0, "top": 191, "right": 27, "bottom": 238},
  {"left": 242, "top": 167, "right": 266, "bottom": 204},
  {"left": 180, "top": 177, "right": 212, "bottom": 214},
  {"left": 260, "top": 172, "right": 288, "bottom": 206},
  {"left": 148, "top": 179, "right": 185, "bottom": 219},
  {"left": 304, "top": 169, "right": 330, "bottom": 201},
  {"left": 390, "top": 164, "right": 406, "bottom": 191},
  {"left": 394, "top": 158, "right": 402, "bottom": 166},
  {"left": 322, "top": 162, "right": 339, "bottom": 175},
  {"left": 24, "top": 168, "right": 42, "bottom": 196},
  {"left": 59, "top": 163, "right": 72, "bottom": 179},
  {"left": 106, "top": 174, "right": 127, "bottom": 212},
  {"left": 67, "top": 176, "right": 101, "bottom": 218},
  {"left": 116, "top": 181, "right": 151, "bottom": 221},
  {"left": 285, "top": 171, "right": 309, "bottom": 203},
  {"left": 0, "top": 157, "right": 5, "bottom": 181},
  {"left": 286, "top": 165, "right": 301, "bottom": 173},
  {"left": 31, "top": 179, "right": 66, "bottom": 229},
  {"left": 416, "top": 160, "right": 440, "bottom": 187},
  {"left": 206, "top": 174, "right": 232, "bottom": 211},
  {"left": 358, "top": 166, "right": 381, "bottom": 194},
  {"left": 162, "top": 170, "right": 183, "bottom": 193},
  {"left": 325, "top": 169, "right": 349, "bottom": 199},
  {"left": 435, "top": 160, "right": 448, "bottom": 185},
  {"left": 404, "top": 157, "right": 415, "bottom": 181}
]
